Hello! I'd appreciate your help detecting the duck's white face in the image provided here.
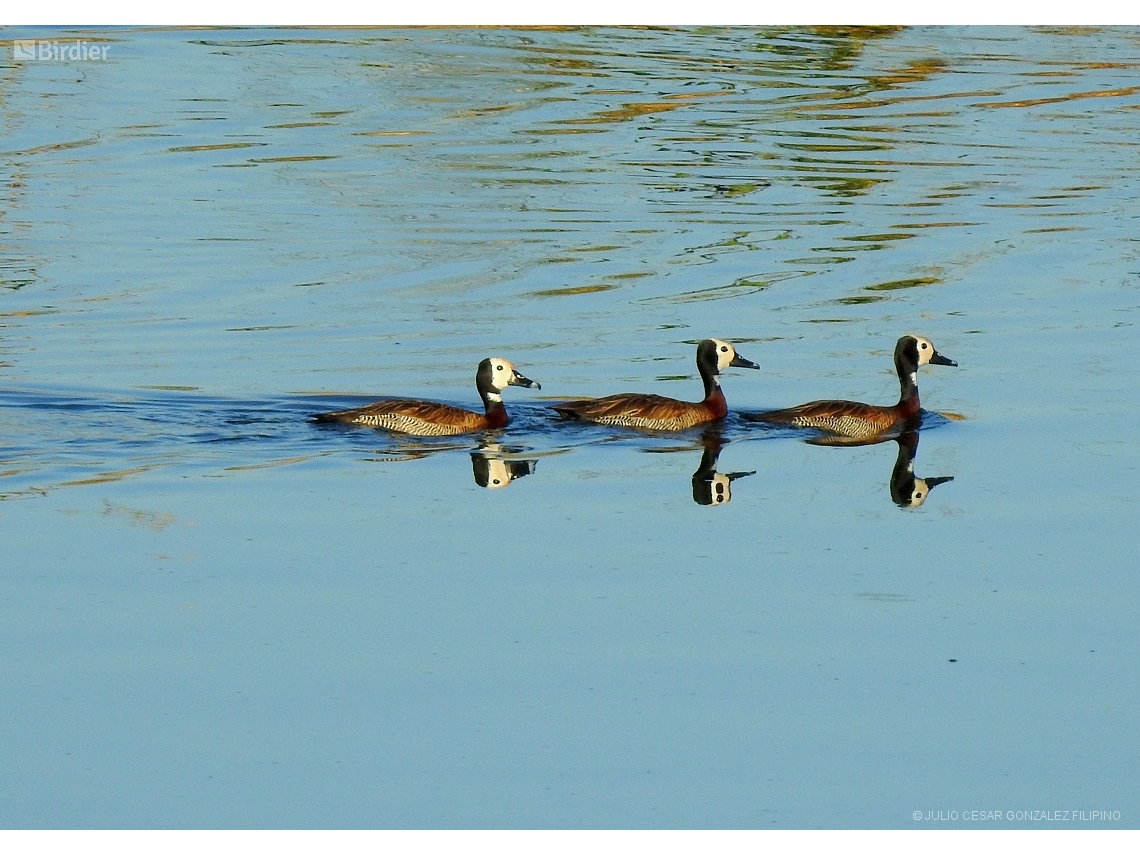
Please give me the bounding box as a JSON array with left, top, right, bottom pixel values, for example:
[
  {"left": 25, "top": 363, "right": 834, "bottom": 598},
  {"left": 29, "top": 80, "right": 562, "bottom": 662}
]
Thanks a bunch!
[
  {"left": 486, "top": 358, "right": 517, "bottom": 395},
  {"left": 906, "top": 478, "right": 934, "bottom": 508},
  {"left": 482, "top": 457, "right": 514, "bottom": 489},
  {"left": 910, "top": 335, "right": 938, "bottom": 367},
  {"left": 708, "top": 472, "right": 733, "bottom": 505},
  {"left": 483, "top": 357, "right": 539, "bottom": 401},
  {"left": 710, "top": 338, "right": 737, "bottom": 371}
]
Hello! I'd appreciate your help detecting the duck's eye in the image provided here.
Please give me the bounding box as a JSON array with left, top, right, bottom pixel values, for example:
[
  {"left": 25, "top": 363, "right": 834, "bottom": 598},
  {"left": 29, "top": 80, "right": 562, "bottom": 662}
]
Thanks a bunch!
[
  {"left": 720, "top": 345, "right": 729, "bottom": 353},
  {"left": 495, "top": 364, "right": 504, "bottom": 370},
  {"left": 920, "top": 342, "right": 929, "bottom": 349}
]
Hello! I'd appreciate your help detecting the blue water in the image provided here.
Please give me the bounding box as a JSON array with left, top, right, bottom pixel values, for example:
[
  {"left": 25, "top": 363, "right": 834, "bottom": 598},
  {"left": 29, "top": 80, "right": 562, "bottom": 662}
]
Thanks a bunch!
[{"left": 1, "top": 26, "right": 1138, "bottom": 828}]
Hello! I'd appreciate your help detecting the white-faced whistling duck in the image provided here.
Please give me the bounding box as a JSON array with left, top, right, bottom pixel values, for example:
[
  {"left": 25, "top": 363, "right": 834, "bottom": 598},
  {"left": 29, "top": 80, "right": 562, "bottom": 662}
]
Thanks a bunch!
[
  {"left": 744, "top": 334, "right": 956, "bottom": 440},
  {"left": 312, "top": 357, "right": 540, "bottom": 436},
  {"left": 550, "top": 338, "right": 759, "bottom": 431}
]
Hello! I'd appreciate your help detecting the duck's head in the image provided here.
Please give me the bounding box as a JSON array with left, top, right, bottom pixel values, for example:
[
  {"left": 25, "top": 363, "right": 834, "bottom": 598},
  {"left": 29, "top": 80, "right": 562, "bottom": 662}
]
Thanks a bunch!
[
  {"left": 477, "top": 357, "right": 541, "bottom": 400},
  {"left": 899, "top": 335, "right": 957, "bottom": 370},
  {"left": 699, "top": 338, "right": 760, "bottom": 374}
]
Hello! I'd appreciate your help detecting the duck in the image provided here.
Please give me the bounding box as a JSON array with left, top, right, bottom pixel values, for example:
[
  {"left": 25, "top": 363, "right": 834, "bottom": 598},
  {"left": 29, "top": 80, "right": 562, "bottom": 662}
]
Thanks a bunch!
[
  {"left": 311, "top": 357, "right": 539, "bottom": 435},
  {"left": 743, "top": 334, "right": 956, "bottom": 440},
  {"left": 550, "top": 338, "right": 759, "bottom": 431}
]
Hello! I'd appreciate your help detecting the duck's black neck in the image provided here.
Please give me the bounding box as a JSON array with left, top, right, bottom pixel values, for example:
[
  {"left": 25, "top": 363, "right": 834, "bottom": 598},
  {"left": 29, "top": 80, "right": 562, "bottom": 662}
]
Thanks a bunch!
[
  {"left": 894, "top": 339, "right": 920, "bottom": 409},
  {"left": 475, "top": 359, "right": 508, "bottom": 426},
  {"left": 696, "top": 341, "right": 721, "bottom": 400}
]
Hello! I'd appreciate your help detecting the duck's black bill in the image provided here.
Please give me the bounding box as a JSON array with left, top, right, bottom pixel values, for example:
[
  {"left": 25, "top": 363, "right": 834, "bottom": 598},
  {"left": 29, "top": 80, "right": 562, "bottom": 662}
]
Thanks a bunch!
[
  {"left": 730, "top": 354, "right": 760, "bottom": 370},
  {"left": 930, "top": 351, "right": 957, "bottom": 367},
  {"left": 510, "top": 372, "right": 540, "bottom": 389}
]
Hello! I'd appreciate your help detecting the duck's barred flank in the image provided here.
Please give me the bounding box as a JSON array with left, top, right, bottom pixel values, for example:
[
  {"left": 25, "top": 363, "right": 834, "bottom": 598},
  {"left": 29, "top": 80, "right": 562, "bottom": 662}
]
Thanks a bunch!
[
  {"left": 593, "top": 413, "right": 707, "bottom": 431},
  {"left": 345, "top": 411, "right": 471, "bottom": 436},
  {"left": 788, "top": 411, "right": 893, "bottom": 438},
  {"left": 563, "top": 402, "right": 713, "bottom": 431}
]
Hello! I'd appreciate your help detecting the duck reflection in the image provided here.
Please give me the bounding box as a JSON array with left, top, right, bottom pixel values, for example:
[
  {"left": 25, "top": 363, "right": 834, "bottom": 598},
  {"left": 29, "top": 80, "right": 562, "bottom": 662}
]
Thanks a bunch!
[
  {"left": 470, "top": 443, "right": 537, "bottom": 489},
  {"left": 355, "top": 436, "right": 538, "bottom": 489},
  {"left": 640, "top": 427, "right": 754, "bottom": 505},
  {"left": 796, "top": 428, "right": 953, "bottom": 508},
  {"left": 690, "top": 429, "right": 755, "bottom": 506},
  {"left": 887, "top": 431, "right": 953, "bottom": 509}
]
